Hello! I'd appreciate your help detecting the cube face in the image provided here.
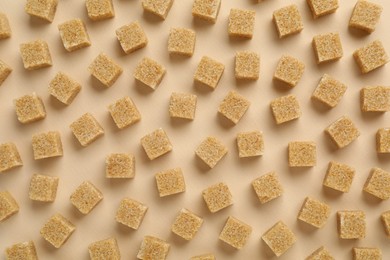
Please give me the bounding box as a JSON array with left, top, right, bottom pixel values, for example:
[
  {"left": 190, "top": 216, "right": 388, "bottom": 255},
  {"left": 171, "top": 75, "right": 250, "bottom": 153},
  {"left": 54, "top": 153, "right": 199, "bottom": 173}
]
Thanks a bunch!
[
  {"left": 141, "top": 128, "right": 172, "bottom": 160},
  {"left": 49, "top": 72, "right": 81, "bottom": 105},
  {"left": 86, "top": 0, "right": 115, "bottom": 21},
  {"left": 40, "top": 213, "right": 75, "bottom": 248},
  {"left": 168, "top": 28, "right": 196, "bottom": 57},
  {"left": 0, "top": 59, "right": 12, "bottom": 86},
  {"left": 0, "top": 143, "right": 23, "bottom": 173},
  {"left": 235, "top": 51, "right": 260, "bottom": 80},
  {"left": 70, "top": 181, "right": 103, "bottom": 214},
  {"left": 381, "top": 211, "right": 390, "bottom": 237},
  {"left": 20, "top": 40, "right": 52, "bottom": 70},
  {"left": 252, "top": 172, "right": 283, "bottom": 204},
  {"left": 353, "top": 40, "right": 389, "bottom": 74},
  {"left": 14, "top": 93, "right": 46, "bottom": 124},
  {"left": 325, "top": 116, "right": 360, "bottom": 149},
  {"left": 169, "top": 92, "right": 197, "bottom": 120},
  {"left": 312, "top": 74, "right": 347, "bottom": 108},
  {"left": 116, "top": 198, "right": 148, "bottom": 229},
  {"left": 337, "top": 211, "right": 366, "bottom": 239},
  {"left": 262, "top": 221, "right": 296, "bottom": 257},
  {"left": 228, "top": 8, "right": 255, "bottom": 39},
  {"left": 116, "top": 21, "right": 148, "bottom": 54},
  {"left": 0, "top": 13, "right": 11, "bottom": 39},
  {"left": 298, "top": 197, "right": 331, "bottom": 228},
  {"left": 171, "top": 208, "right": 203, "bottom": 240},
  {"left": 155, "top": 168, "right": 186, "bottom": 197},
  {"left": 70, "top": 113, "right": 104, "bottom": 147},
  {"left": 194, "top": 56, "right": 224, "bottom": 89},
  {"left": 142, "top": 0, "right": 174, "bottom": 19},
  {"left": 191, "top": 254, "right": 216, "bottom": 260},
  {"left": 25, "top": 0, "right": 58, "bottom": 22},
  {"left": 88, "top": 53, "right": 123, "bottom": 88},
  {"left": 323, "top": 161, "right": 355, "bottom": 193},
  {"left": 58, "top": 19, "right": 91, "bottom": 52},
  {"left": 192, "top": 0, "right": 221, "bottom": 23},
  {"left": 377, "top": 128, "right": 390, "bottom": 153},
  {"left": 349, "top": 0, "right": 382, "bottom": 33},
  {"left": 5, "top": 241, "right": 38, "bottom": 260},
  {"left": 29, "top": 174, "right": 59, "bottom": 202},
  {"left": 196, "top": 137, "right": 227, "bottom": 168},
  {"left": 218, "top": 90, "right": 250, "bottom": 124},
  {"left": 273, "top": 5, "right": 303, "bottom": 38},
  {"left": 307, "top": 0, "right": 339, "bottom": 19},
  {"left": 137, "top": 236, "right": 170, "bottom": 259},
  {"left": 89, "top": 237, "right": 120, "bottom": 260},
  {"left": 274, "top": 55, "right": 305, "bottom": 88},
  {"left": 363, "top": 167, "right": 390, "bottom": 200},
  {"left": 106, "top": 153, "right": 135, "bottom": 178},
  {"left": 0, "top": 191, "right": 19, "bottom": 222},
  {"left": 202, "top": 182, "right": 233, "bottom": 213},
  {"left": 288, "top": 141, "right": 317, "bottom": 167},
  {"left": 361, "top": 86, "right": 390, "bottom": 112},
  {"left": 306, "top": 246, "right": 334, "bottom": 260},
  {"left": 353, "top": 247, "right": 382, "bottom": 260},
  {"left": 270, "top": 94, "right": 301, "bottom": 124},
  {"left": 134, "top": 57, "right": 166, "bottom": 90},
  {"left": 108, "top": 96, "right": 141, "bottom": 129},
  {"left": 219, "top": 216, "right": 252, "bottom": 250},
  {"left": 237, "top": 131, "right": 264, "bottom": 158},
  {"left": 312, "top": 33, "right": 343, "bottom": 64},
  {"left": 32, "top": 131, "right": 63, "bottom": 160}
]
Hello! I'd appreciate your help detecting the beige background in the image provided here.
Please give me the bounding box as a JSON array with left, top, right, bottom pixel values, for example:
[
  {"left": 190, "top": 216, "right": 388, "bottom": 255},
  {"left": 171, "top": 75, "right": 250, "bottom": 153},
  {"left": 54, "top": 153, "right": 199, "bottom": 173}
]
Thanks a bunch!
[{"left": 1, "top": 0, "right": 390, "bottom": 259}]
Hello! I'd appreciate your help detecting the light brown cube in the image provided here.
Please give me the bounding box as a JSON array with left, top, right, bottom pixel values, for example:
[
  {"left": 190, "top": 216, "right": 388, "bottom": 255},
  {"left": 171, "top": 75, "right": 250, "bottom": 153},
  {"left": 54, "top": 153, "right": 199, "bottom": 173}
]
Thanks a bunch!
[
  {"left": 228, "top": 8, "right": 255, "bottom": 39},
  {"left": 108, "top": 96, "right": 141, "bottom": 129},
  {"left": 349, "top": 0, "right": 382, "bottom": 33},
  {"left": 361, "top": 86, "right": 390, "bottom": 112},
  {"left": 88, "top": 53, "right": 122, "bottom": 88},
  {"left": 32, "top": 131, "right": 63, "bottom": 160},
  {"left": 306, "top": 0, "right": 339, "bottom": 19},
  {"left": 142, "top": 0, "right": 173, "bottom": 20},
  {"left": 5, "top": 241, "right": 38, "bottom": 260},
  {"left": 381, "top": 210, "right": 390, "bottom": 237},
  {"left": 134, "top": 57, "right": 166, "bottom": 90},
  {"left": 70, "top": 113, "right": 104, "bottom": 147},
  {"left": 252, "top": 172, "right": 283, "bottom": 204},
  {"left": 116, "top": 21, "right": 147, "bottom": 54},
  {"left": 58, "top": 19, "right": 90, "bottom": 52},
  {"left": 270, "top": 94, "right": 301, "bottom": 124},
  {"left": 219, "top": 216, "right": 252, "bottom": 250},
  {"left": 194, "top": 56, "right": 224, "bottom": 90},
  {"left": 190, "top": 254, "right": 216, "bottom": 260},
  {"left": 363, "top": 167, "right": 390, "bottom": 200},
  {"left": 311, "top": 74, "right": 347, "bottom": 108},
  {"left": 202, "top": 182, "right": 233, "bottom": 213},
  {"left": 262, "top": 221, "right": 297, "bottom": 257},
  {"left": 49, "top": 72, "right": 81, "bottom": 105},
  {"left": 86, "top": 0, "right": 115, "bottom": 21},
  {"left": 353, "top": 247, "right": 382, "bottom": 260},
  {"left": 312, "top": 33, "right": 343, "bottom": 64},
  {"left": 89, "top": 237, "right": 120, "bottom": 260},
  {"left": 171, "top": 208, "right": 203, "bottom": 240},
  {"left": 196, "top": 137, "right": 227, "bottom": 168},
  {"left": 0, "top": 143, "right": 23, "bottom": 173},
  {"left": 29, "top": 174, "right": 59, "bottom": 202},
  {"left": 273, "top": 5, "right": 303, "bottom": 38},
  {"left": 306, "top": 246, "right": 334, "bottom": 260},
  {"left": 25, "top": 0, "right": 58, "bottom": 22},
  {"left": 377, "top": 128, "right": 390, "bottom": 153},
  {"left": 70, "top": 181, "right": 103, "bottom": 214},
  {"left": 298, "top": 197, "right": 331, "bottom": 228},
  {"left": 106, "top": 153, "right": 135, "bottom": 179},
  {"left": 141, "top": 128, "right": 172, "bottom": 160},
  {"left": 288, "top": 141, "right": 317, "bottom": 167},
  {"left": 323, "top": 161, "right": 355, "bottom": 193},
  {"left": 337, "top": 210, "right": 366, "bottom": 239},
  {"left": 14, "top": 93, "right": 46, "bottom": 124},
  {"left": 40, "top": 213, "right": 75, "bottom": 248},
  {"left": 353, "top": 40, "right": 389, "bottom": 74},
  {"left": 235, "top": 51, "right": 260, "bottom": 80},
  {"left": 116, "top": 198, "right": 148, "bottom": 229},
  {"left": 137, "top": 235, "right": 170, "bottom": 259},
  {"left": 237, "top": 131, "right": 264, "bottom": 158},
  {"left": 218, "top": 90, "right": 250, "bottom": 124},
  {"left": 20, "top": 40, "right": 52, "bottom": 70},
  {"left": 169, "top": 92, "right": 197, "bottom": 120},
  {"left": 0, "top": 191, "right": 19, "bottom": 222},
  {"left": 168, "top": 28, "right": 196, "bottom": 57},
  {"left": 273, "top": 55, "right": 305, "bottom": 88},
  {"left": 325, "top": 116, "right": 360, "bottom": 149},
  {"left": 0, "top": 13, "right": 11, "bottom": 39},
  {"left": 155, "top": 168, "right": 186, "bottom": 197},
  {"left": 0, "top": 59, "right": 12, "bottom": 86},
  {"left": 192, "top": 0, "right": 221, "bottom": 23}
]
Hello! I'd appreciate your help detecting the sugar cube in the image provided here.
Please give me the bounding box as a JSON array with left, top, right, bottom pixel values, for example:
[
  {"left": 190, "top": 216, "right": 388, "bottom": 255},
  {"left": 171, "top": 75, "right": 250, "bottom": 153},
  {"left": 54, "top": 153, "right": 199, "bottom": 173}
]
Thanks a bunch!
[
  {"left": 353, "top": 40, "right": 389, "bottom": 74},
  {"left": 88, "top": 53, "right": 122, "bottom": 88},
  {"left": 360, "top": 86, "right": 390, "bottom": 112},
  {"left": 0, "top": 143, "right": 23, "bottom": 173},
  {"left": 5, "top": 241, "right": 38, "bottom": 260},
  {"left": 40, "top": 213, "right": 75, "bottom": 248},
  {"left": 235, "top": 51, "right": 260, "bottom": 80},
  {"left": 0, "top": 191, "right": 19, "bottom": 222},
  {"left": 202, "top": 182, "right": 233, "bottom": 213},
  {"left": 228, "top": 8, "right": 255, "bottom": 39},
  {"left": 31, "top": 131, "right": 63, "bottom": 160},
  {"left": 306, "top": 0, "right": 339, "bottom": 19},
  {"left": 270, "top": 94, "right": 301, "bottom": 124},
  {"left": 25, "top": 0, "right": 58, "bottom": 22},
  {"left": 325, "top": 116, "right": 360, "bottom": 149},
  {"left": 219, "top": 216, "right": 252, "bottom": 249},
  {"left": 0, "top": 13, "right": 11, "bottom": 39},
  {"left": 194, "top": 56, "right": 224, "bottom": 90},
  {"left": 218, "top": 90, "right": 250, "bottom": 124},
  {"left": 306, "top": 246, "right": 334, "bottom": 260},
  {"left": 190, "top": 254, "right": 216, "bottom": 260},
  {"left": 171, "top": 208, "right": 203, "bottom": 240},
  {"left": 70, "top": 181, "right": 103, "bottom": 214},
  {"left": 116, "top": 198, "right": 148, "bottom": 229},
  {"left": 89, "top": 237, "right": 120, "bottom": 260},
  {"left": 195, "top": 136, "right": 227, "bottom": 168},
  {"left": 262, "top": 221, "right": 296, "bottom": 257},
  {"left": 298, "top": 197, "right": 331, "bottom": 228},
  {"left": 106, "top": 153, "right": 135, "bottom": 178},
  {"left": 311, "top": 74, "right": 347, "bottom": 108},
  {"left": 252, "top": 172, "right": 283, "bottom": 204},
  {"left": 116, "top": 21, "right": 147, "bottom": 54},
  {"left": 273, "top": 55, "right": 305, "bottom": 88},
  {"left": 137, "top": 235, "right": 170, "bottom": 259},
  {"left": 288, "top": 141, "right": 317, "bottom": 167},
  {"left": 86, "top": 0, "right": 115, "bottom": 21},
  {"left": 49, "top": 72, "right": 81, "bottom": 105},
  {"left": 169, "top": 92, "right": 197, "bottom": 120},
  {"left": 237, "top": 131, "right": 264, "bottom": 158},
  {"left": 349, "top": 0, "right": 382, "bottom": 33},
  {"left": 192, "top": 0, "right": 221, "bottom": 23},
  {"left": 168, "top": 28, "right": 196, "bottom": 57},
  {"left": 20, "top": 40, "right": 52, "bottom": 70},
  {"left": 381, "top": 210, "right": 390, "bottom": 237},
  {"left": 141, "top": 128, "right": 172, "bottom": 160},
  {"left": 363, "top": 167, "right": 390, "bottom": 200},
  {"left": 323, "top": 161, "right": 355, "bottom": 193},
  {"left": 0, "top": 59, "right": 12, "bottom": 86},
  {"left": 58, "top": 19, "right": 91, "bottom": 52},
  {"left": 377, "top": 128, "right": 390, "bottom": 153},
  {"left": 312, "top": 32, "right": 343, "bottom": 64},
  {"left": 337, "top": 210, "right": 366, "bottom": 239},
  {"left": 134, "top": 57, "right": 166, "bottom": 90},
  {"left": 14, "top": 93, "right": 46, "bottom": 124},
  {"left": 29, "top": 174, "right": 59, "bottom": 202},
  {"left": 70, "top": 113, "right": 104, "bottom": 147},
  {"left": 108, "top": 96, "right": 141, "bottom": 129},
  {"left": 352, "top": 247, "right": 382, "bottom": 260},
  {"left": 273, "top": 5, "right": 303, "bottom": 38},
  {"left": 142, "top": 0, "right": 174, "bottom": 20},
  {"left": 155, "top": 168, "right": 186, "bottom": 197}
]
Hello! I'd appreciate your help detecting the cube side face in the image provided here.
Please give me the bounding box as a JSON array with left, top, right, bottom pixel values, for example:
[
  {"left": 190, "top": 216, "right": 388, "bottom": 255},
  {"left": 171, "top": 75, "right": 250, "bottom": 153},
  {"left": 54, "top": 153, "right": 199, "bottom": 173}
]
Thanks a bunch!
[
  {"left": 141, "top": 128, "right": 172, "bottom": 160},
  {"left": 312, "top": 74, "right": 347, "bottom": 108},
  {"left": 89, "top": 53, "right": 122, "bottom": 87},
  {"left": 15, "top": 94, "right": 46, "bottom": 124},
  {"left": 218, "top": 91, "right": 250, "bottom": 124},
  {"left": 0, "top": 59, "right": 12, "bottom": 86},
  {"left": 29, "top": 174, "right": 59, "bottom": 202},
  {"left": 194, "top": 56, "right": 224, "bottom": 89},
  {"left": 88, "top": 238, "right": 120, "bottom": 260},
  {"left": 353, "top": 41, "right": 389, "bottom": 74},
  {"left": 288, "top": 142, "right": 317, "bottom": 167},
  {"left": 325, "top": 116, "right": 360, "bottom": 148},
  {"left": 349, "top": 0, "right": 382, "bottom": 33},
  {"left": 134, "top": 57, "right": 166, "bottom": 90},
  {"left": 235, "top": 51, "right": 260, "bottom": 80},
  {"left": 192, "top": 0, "right": 221, "bottom": 23},
  {"left": 0, "top": 191, "right": 19, "bottom": 222},
  {"left": 195, "top": 137, "right": 227, "bottom": 168},
  {"left": 70, "top": 113, "right": 104, "bottom": 146},
  {"left": 171, "top": 209, "right": 203, "bottom": 240},
  {"left": 381, "top": 211, "right": 390, "bottom": 237},
  {"left": 142, "top": 0, "right": 174, "bottom": 19},
  {"left": 307, "top": 0, "right": 338, "bottom": 18},
  {"left": 0, "top": 143, "right": 23, "bottom": 173},
  {"left": 273, "top": 56, "right": 305, "bottom": 87},
  {"left": 32, "top": 131, "right": 63, "bottom": 160},
  {"left": 262, "top": 221, "right": 296, "bottom": 257},
  {"left": 228, "top": 9, "right": 255, "bottom": 38},
  {"left": 58, "top": 19, "right": 91, "bottom": 52},
  {"left": 323, "top": 161, "right": 355, "bottom": 193},
  {"left": 270, "top": 95, "right": 301, "bottom": 124},
  {"left": 169, "top": 92, "right": 197, "bottom": 120},
  {"left": 0, "top": 13, "right": 11, "bottom": 39},
  {"left": 40, "top": 214, "right": 75, "bottom": 248},
  {"left": 312, "top": 33, "right": 343, "bottom": 64},
  {"left": 116, "top": 198, "right": 147, "bottom": 229},
  {"left": 202, "top": 183, "right": 233, "bottom": 213},
  {"left": 237, "top": 131, "right": 264, "bottom": 158},
  {"left": 298, "top": 197, "right": 331, "bottom": 228},
  {"left": 5, "top": 241, "right": 38, "bottom": 260},
  {"left": 25, "top": 0, "right": 58, "bottom": 22},
  {"left": 49, "top": 72, "right": 81, "bottom": 105},
  {"left": 219, "top": 217, "right": 252, "bottom": 249},
  {"left": 20, "top": 40, "right": 52, "bottom": 70},
  {"left": 155, "top": 168, "right": 186, "bottom": 197},
  {"left": 363, "top": 168, "right": 390, "bottom": 200},
  {"left": 109, "top": 97, "right": 141, "bottom": 129},
  {"left": 361, "top": 86, "right": 390, "bottom": 112},
  {"left": 273, "top": 5, "right": 303, "bottom": 38},
  {"left": 168, "top": 28, "right": 196, "bottom": 56},
  {"left": 86, "top": 0, "right": 115, "bottom": 21},
  {"left": 137, "top": 236, "right": 170, "bottom": 259},
  {"left": 252, "top": 172, "right": 283, "bottom": 204},
  {"left": 106, "top": 153, "right": 135, "bottom": 178},
  {"left": 116, "top": 22, "right": 147, "bottom": 54},
  {"left": 377, "top": 128, "right": 390, "bottom": 153},
  {"left": 337, "top": 211, "right": 366, "bottom": 239},
  {"left": 70, "top": 181, "right": 103, "bottom": 214}
]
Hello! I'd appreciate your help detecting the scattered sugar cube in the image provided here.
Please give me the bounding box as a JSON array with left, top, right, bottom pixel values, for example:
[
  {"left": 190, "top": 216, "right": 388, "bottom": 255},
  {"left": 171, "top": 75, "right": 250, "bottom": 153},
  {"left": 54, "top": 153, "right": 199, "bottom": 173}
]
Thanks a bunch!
[
  {"left": 311, "top": 74, "right": 347, "bottom": 108},
  {"left": 363, "top": 167, "right": 390, "bottom": 200},
  {"left": 168, "top": 28, "right": 196, "bottom": 57},
  {"left": 288, "top": 141, "right": 317, "bottom": 167},
  {"left": 0, "top": 59, "right": 12, "bottom": 86},
  {"left": 0, "top": 13, "right": 11, "bottom": 39},
  {"left": 306, "top": 246, "right": 334, "bottom": 260},
  {"left": 29, "top": 174, "right": 59, "bottom": 202},
  {"left": 360, "top": 86, "right": 390, "bottom": 112},
  {"left": 155, "top": 168, "right": 186, "bottom": 197},
  {"left": 270, "top": 94, "right": 301, "bottom": 124},
  {"left": 70, "top": 113, "right": 104, "bottom": 147},
  {"left": 58, "top": 19, "right": 91, "bottom": 52},
  {"left": 14, "top": 93, "right": 46, "bottom": 124},
  {"left": 89, "top": 237, "right": 120, "bottom": 260},
  {"left": 137, "top": 235, "right": 170, "bottom": 259},
  {"left": 337, "top": 210, "right": 366, "bottom": 239},
  {"left": 298, "top": 197, "right": 331, "bottom": 228},
  {"left": 190, "top": 254, "right": 216, "bottom": 260},
  {"left": 353, "top": 247, "right": 382, "bottom": 260},
  {"left": 5, "top": 241, "right": 38, "bottom": 260},
  {"left": 349, "top": 0, "right": 382, "bottom": 33},
  {"left": 108, "top": 96, "right": 141, "bottom": 129},
  {"left": 194, "top": 56, "right": 224, "bottom": 90},
  {"left": 106, "top": 153, "right": 135, "bottom": 178},
  {"left": 0, "top": 191, "right": 19, "bottom": 222},
  {"left": 235, "top": 51, "right": 260, "bottom": 80},
  {"left": 237, "top": 131, "right": 264, "bottom": 158},
  {"left": 86, "top": 0, "right": 115, "bottom": 21},
  {"left": 219, "top": 216, "right": 252, "bottom": 249},
  {"left": 32, "top": 131, "right": 63, "bottom": 160},
  {"left": 116, "top": 198, "right": 148, "bottom": 229},
  {"left": 192, "top": 0, "right": 221, "bottom": 23},
  {"left": 262, "top": 221, "right": 297, "bottom": 257},
  {"left": 218, "top": 90, "right": 250, "bottom": 124},
  {"left": 195, "top": 136, "right": 227, "bottom": 168},
  {"left": 25, "top": 0, "right": 58, "bottom": 22},
  {"left": 169, "top": 92, "right": 197, "bottom": 120},
  {"left": 116, "top": 21, "right": 147, "bottom": 54},
  {"left": 141, "top": 128, "right": 172, "bottom": 160},
  {"left": 142, "top": 0, "right": 174, "bottom": 20},
  {"left": 228, "top": 8, "right": 255, "bottom": 39},
  {"left": 49, "top": 72, "right": 81, "bottom": 105},
  {"left": 312, "top": 32, "right": 343, "bottom": 64},
  {"left": 88, "top": 53, "right": 122, "bottom": 88},
  {"left": 273, "top": 5, "right": 303, "bottom": 38},
  {"left": 377, "top": 128, "right": 390, "bottom": 153},
  {"left": 273, "top": 55, "right": 305, "bottom": 88},
  {"left": 381, "top": 210, "right": 390, "bottom": 237},
  {"left": 325, "top": 116, "right": 360, "bottom": 149},
  {"left": 20, "top": 40, "right": 52, "bottom": 70},
  {"left": 40, "top": 213, "right": 75, "bottom": 248},
  {"left": 306, "top": 0, "right": 339, "bottom": 19},
  {"left": 0, "top": 143, "right": 23, "bottom": 173},
  {"left": 252, "top": 172, "right": 283, "bottom": 204},
  {"left": 323, "top": 161, "right": 355, "bottom": 193},
  {"left": 70, "top": 181, "right": 103, "bottom": 214},
  {"left": 353, "top": 40, "right": 389, "bottom": 74},
  {"left": 202, "top": 182, "right": 233, "bottom": 213},
  {"left": 134, "top": 57, "right": 166, "bottom": 90},
  {"left": 171, "top": 208, "right": 203, "bottom": 240}
]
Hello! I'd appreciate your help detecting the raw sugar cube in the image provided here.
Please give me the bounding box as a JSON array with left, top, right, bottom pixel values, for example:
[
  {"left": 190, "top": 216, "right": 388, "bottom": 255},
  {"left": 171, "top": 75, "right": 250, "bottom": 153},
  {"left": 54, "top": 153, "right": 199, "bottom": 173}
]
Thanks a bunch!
[
  {"left": 0, "top": 191, "right": 19, "bottom": 222},
  {"left": 194, "top": 56, "right": 224, "bottom": 90},
  {"left": 20, "top": 40, "right": 52, "bottom": 70},
  {"left": 168, "top": 28, "right": 196, "bottom": 57},
  {"left": 353, "top": 40, "right": 389, "bottom": 74},
  {"left": 108, "top": 96, "right": 141, "bottom": 129},
  {"left": 0, "top": 13, "right": 11, "bottom": 39},
  {"left": 325, "top": 116, "right": 360, "bottom": 149},
  {"left": 306, "top": 246, "right": 334, "bottom": 260},
  {"left": 195, "top": 136, "right": 227, "bottom": 168},
  {"left": 306, "top": 0, "right": 339, "bottom": 19},
  {"left": 270, "top": 94, "right": 301, "bottom": 124},
  {"left": 349, "top": 0, "right": 382, "bottom": 33},
  {"left": 381, "top": 210, "right": 390, "bottom": 237},
  {"left": 360, "top": 86, "right": 390, "bottom": 112},
  {"left": 86, "top": 0, "right": 115, "bottom": 21},
  {"left": 25, "top": 0, "right": 58, "bottom": 22},
  {"left": 237, "top": 131, "right": 264, "bottom": 158},
  {"left": 40, "top": 213, "right": 75, "bottom": 248},
  {"left": 273, "top": 5, "right": 303, "bottom": 38},
  {"left": 323, "top": 161, "right": 355, "bottom": 193},
  {"left": 190, "top": 254, "right": 216, "bottom": 260},
  {"left": 288, "top": 141, "right": 317, "bottom": 167},
  {"left": 169, "top": 92, "right": 197, "bottom": 120},
  {"left": 219, "top": 216, "right": 252, "bottom": 249},
  {"left": 228, "top": 8, "right": 255, "bottom": 39},
  {"left": 312, "top": 32, "right": 343, "bottom": 64},
  {"left": 377, "top": 128, "right": 390, "bottom": 153},
  {"left": 298, "top": 197, "right": 331, "bottom": 228},
  {"left": 116, "top": 198, "right": 148, "bottom": 229},
  {"left": 0, "top": 59, "right": 12, "bottom": 86},
  {"left": 363, "top": 167, "right": 390, "bottom": 200},
  {"left": 192, "top": 0, "right": 221, "bottom": 23},
  {"left": 142, "top": 0, "right": 174, "bottom": 20},
  {"left": 29, "top": 174, "right": 59, "bottom": 202},
  {"left": 58, "top": 19, "right": 91, "bottom": 52},
  {"left": 116, "top": 21, "right": 147, "bottom": 54},
  {"left": 137, "top": 235, "right": 170, "bottom": 259},
  {"left": 70, "top": 113, "right": 104, "bottom": 147},
  {"left": 235, "top": 51, "right": 260, "bottom": 80},
  {"left": 202, "top": 182, "right": 233, "bottom": 213},
  {"left": 134, "top": 57, "right": 166, "bottom": 90},
  {"left": 32, "top": 131, "right": 63, "bottom": 160},
  {"left": 252, "top": 172, "right": 283, "bottom": 204},
  {"left": 353, "top": 247, "right": 382, "bottom": 260},
  {"left": 171, "top": 208, "right": 203, "bottom": 240},
  {"left": 5, "top": 241, "right": 38, "bottom": 260},
  {"left": 337, "top": 210, "right": 366, "bottom": 239},
  {"left": 273, "top": 55, "right": 305, "bottom": 88},
  {"left": 0, "top": 143, "right": 23, "bottom": 173},
  {"left": 14, "top": 93, "right": 46, "bottom": 124},
  {"left": 49, "top": 72, "right": 81, "bottom": 105},
  {"left": 262, "top": 221, "right": 296, "bottom": 257},
  {"left": 106, "top": 153, "right": 135, "bottom": 178},
  {"left": 88, "top": 53, "right": 122, "bottom": 88},
  {"left": 311, "top": 74, "right": 347, "bottom": 108},
  {"left": 70, "top": 181, "right": 103, "bottom": 214},
  {"left": 155, "top": 168, "right": 186, "bottom": 197},
  {"left": 141, "top": 128, "right": 172, "bottom": 160},
  {"left": 89, "top": 237, "right": 120, "bottom": 260},
  {"left": 218, "top": 90, "right": 250, "bottom": 124}
]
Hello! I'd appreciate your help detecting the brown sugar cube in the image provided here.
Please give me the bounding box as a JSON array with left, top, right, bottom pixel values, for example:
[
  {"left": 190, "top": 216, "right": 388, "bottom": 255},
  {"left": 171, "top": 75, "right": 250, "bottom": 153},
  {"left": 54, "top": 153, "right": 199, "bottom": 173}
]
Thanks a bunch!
[
  {"left": 88, "top": 53, "right": 122, "bottom": 88},
  {"left": 325, "top": 116, "right": 360, "bottom": 149},
  {"left": 70, "top": 181, "right": 103, "bottom": 214},
  {"left": 134, "top": 57, "right": 166, "bottom": 90},
  {"left": 337, "top": 210, "right": 366, "bottom": 239},
  {"left": 116, "top": 21, "right": 147, "bottom": 54},
  {"left": 0, "top": 191, "right": 19, "bottom": 222},
  {"left": 191, "top": 254, "right": 216, "bottom": 260},
  {"left": 142, "top": 0, "right": 174, "bottom": 20},
  {"left": 49, "top": 72, "right": 81, "bottom": 105},
  {"left": 25, "top": 0, "right": 58, "bottom": 22},
  {"left": 312, "top": 33, "right": 343, "bottom": 64},
  {"left": 58, "top": 19, "right": 91, "bottom": 52},
  {"left": 89, "top": 237, "right": 120, "bottom": 260},
  {"left": 298, "top": 197, "right": 331, "bottom": 228},
  {"left": 0, "top": 59, "right": 12, "bottom": 86},
  {"left": 306, "top": 0, "right": 339, "bottom": 19},
  {"left": 29, "top": 174, "right": 59, "bottom": 202},
  {"left": 192, "top": 0, "right": 221, "bottom": 23},
  {"left": 86, "top": 0, "right": 115, "bottom": 21},
  {"left": 306, "top": 246, "right": 334, "bottom": 260},
  {"left": 168, "top": 28, "right": 196, "bottom": 57},
  {"left": 381, "top": 210, "right": 390, "bottom": 237},
  {"left": 32, "top": 131, "right": 63, "bottom": 160},
  {"left": 169, "top": 92, "right": 197, "bottom": 120},
  {"left": 202, "top": 182, "right": 233, "bottom": 213},
  {"left": 5, "top": 241, "right": 38, "bottom": 260},
  {"left": 361, "top": 86, "right": 390, "bottom": 112},
  {"left": 273, "top": 55, "right": 305, "bottom": 88},
  {"left": 323, "top": 161, "right": 355, "bottom": 193},
  {"left": 195, "top": 137, "right": 227, "bottom": 168},
  {"left": 235, "top": 51, "right": 260, "bottom": 80},
  {"left": 273, "top": 5, "right": 303, "bottom": 38},
  {"left": 377, "top": 128, "right": 390, "bottom": 153},
  {"left": 0, "top": 143, "right": 23, "bottom": 173},
  {"left": 288, "top": 141, "right": 317, "bottom": 167},
  {"left": 228, "top": 8, "right": 255, "bottom": 39},
  {"left": 171, "top": 208, "right": 203, "bottom": 240},
  {"left": 14, "top": 93, "right": 46, "bottom": 124},
  {"left": 311, "top": 74, "right": 347, "bottom": 108},
  {"left": 108, "top": 96, "right": 141, "bottom": 129},
  {"left": 70, "top": 113, "right": 104, "bottom": 147},
  {"left": 353, "top": 40, "right": 389, "bottom": 74},
  {"left": 141, "top": 128, "right": 172, "bottom": 160},
  {"left": 363, "top": 167, "right": 390, "bottom": 200},
  {"left": 270, "top": 94, "right": 301, "bottom": 124},
  {"left": 40, "top": 213, "right": 75, "bottom": 248},
  {"left": 194, "top": 56, "right": 224, "bottom": 90},
  {"left": 137, "top": 236, "right": 170, "bottom": 260},
  {"left": 115, "top": 198, "right": 148, "bottom": 229},
  {"left": 349, "top": 0, "right": 382, "bottom": 33},
  {"left": 218, "top": 90, "right": 250, "bottom": 124},
  {"left": 106, "top": 153, "right": 135, "bottom": 179},
  {"left": 20, "top": 40, "right": 52, "bottom": 70},
  {"left": 219, "top": 216, "right": 252, "bottom": 250},
  {"left": 353, "top": 247, "right": 382, "bottom": 260},
  {"left": 237, "top": 131, "right": 264, "bottom": 158},
  {"left": 262, "top": 221, "right": 297, "bottom": 257},
  {"left": 0, "top": 13, "right": 11, "bottom": 39},
  {"left": 252, "top": 172, "right": 283, "bottom": 204},
  {"left": 155, "top": 168, "right": 186, "bottom": 197}
]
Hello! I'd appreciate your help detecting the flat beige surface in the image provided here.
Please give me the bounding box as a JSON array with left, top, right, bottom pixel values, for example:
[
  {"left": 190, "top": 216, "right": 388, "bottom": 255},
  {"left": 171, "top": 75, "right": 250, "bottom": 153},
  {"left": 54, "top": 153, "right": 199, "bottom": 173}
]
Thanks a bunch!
[{"left": 1, "top": 0, "right": 390, "bottom": 259}]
